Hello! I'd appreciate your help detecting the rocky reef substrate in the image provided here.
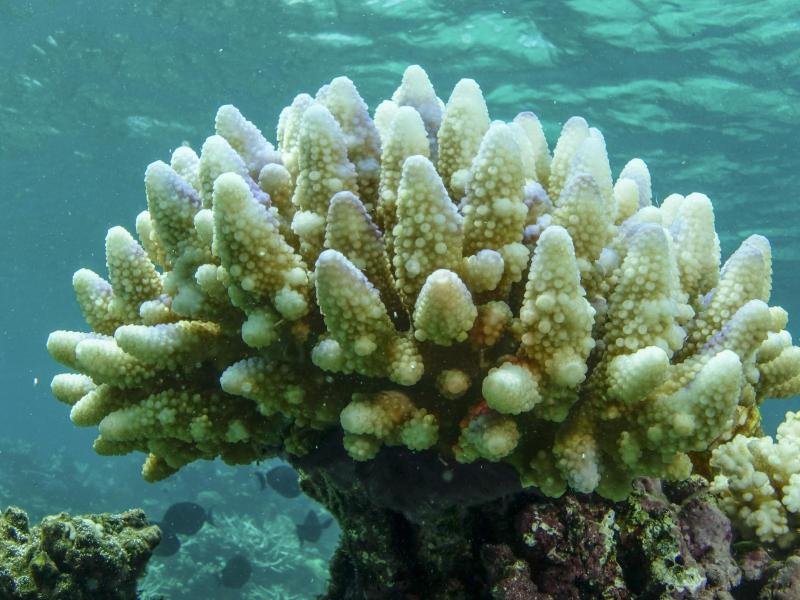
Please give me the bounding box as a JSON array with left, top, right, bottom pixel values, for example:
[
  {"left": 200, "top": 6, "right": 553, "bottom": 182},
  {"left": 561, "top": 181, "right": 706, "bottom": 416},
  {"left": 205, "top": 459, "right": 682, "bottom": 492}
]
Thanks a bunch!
[
  {"left": 297, "top": 438, "right": 800, "bottom": 599},
  {"left": 0, "top": 506, "right": 159, "bottom": 600}
]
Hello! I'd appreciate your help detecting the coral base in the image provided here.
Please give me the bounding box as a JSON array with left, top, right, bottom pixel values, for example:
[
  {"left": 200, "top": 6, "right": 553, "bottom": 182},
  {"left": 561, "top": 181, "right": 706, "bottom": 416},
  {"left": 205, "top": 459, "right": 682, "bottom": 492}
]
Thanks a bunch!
[{"left": 294, "top": 434, "right": 800, "bottom": 599}]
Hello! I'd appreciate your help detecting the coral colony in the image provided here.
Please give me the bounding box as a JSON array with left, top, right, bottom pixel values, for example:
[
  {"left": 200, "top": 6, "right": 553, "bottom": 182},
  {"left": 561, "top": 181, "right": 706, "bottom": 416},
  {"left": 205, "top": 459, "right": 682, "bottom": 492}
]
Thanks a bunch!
[{"left": 48, "top": 66, "right": 800, "bottom": 545}]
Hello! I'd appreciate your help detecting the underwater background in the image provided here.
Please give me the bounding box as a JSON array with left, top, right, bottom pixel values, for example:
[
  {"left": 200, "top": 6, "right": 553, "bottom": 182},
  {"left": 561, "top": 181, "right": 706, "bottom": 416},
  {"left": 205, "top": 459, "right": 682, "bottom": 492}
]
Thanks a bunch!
[{"left": 1, "top": 0, "right": 798, "bottom": 597}]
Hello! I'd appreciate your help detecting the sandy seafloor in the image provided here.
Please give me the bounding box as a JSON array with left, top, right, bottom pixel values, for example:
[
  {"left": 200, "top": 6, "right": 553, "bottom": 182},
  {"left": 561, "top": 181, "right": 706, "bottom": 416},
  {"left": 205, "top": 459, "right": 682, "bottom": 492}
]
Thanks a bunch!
[{"left": 1, "top": 1, "right": 798, "bottom": 597}]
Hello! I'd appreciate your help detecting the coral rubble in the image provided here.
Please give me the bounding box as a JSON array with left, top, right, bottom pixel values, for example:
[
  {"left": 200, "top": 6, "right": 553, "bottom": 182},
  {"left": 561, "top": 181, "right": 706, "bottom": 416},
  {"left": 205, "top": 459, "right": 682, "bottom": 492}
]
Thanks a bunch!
[
  {"left": 47, "top": 66, "right": 800, "bottom": 500},
  {"left": 0, "top": 506, "right": 159, "bottom": 600}
]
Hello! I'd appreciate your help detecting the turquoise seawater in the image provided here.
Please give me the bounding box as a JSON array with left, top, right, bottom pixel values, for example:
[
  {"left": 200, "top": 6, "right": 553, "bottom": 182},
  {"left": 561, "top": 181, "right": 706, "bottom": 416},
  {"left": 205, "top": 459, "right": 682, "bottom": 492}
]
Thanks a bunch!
[{"left": 1, "top": 1, "right": 798, "bottom": 597}]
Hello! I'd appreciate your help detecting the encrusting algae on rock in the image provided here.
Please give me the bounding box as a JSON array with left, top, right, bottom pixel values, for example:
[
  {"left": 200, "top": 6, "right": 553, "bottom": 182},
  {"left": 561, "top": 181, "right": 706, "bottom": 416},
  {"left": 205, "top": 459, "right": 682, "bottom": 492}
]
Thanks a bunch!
[
  {"left": 47, "top": 65, "right": 800, "bottom": 503},
  {"left": 0, "top": 506, "right": 159, "bottom": 600}
]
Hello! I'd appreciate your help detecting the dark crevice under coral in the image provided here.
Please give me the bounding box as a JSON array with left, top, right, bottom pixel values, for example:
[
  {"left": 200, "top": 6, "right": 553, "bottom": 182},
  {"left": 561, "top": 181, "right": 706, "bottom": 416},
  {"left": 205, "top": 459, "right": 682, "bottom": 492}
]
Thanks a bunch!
[{"left": 292, "top": 434, "right": 800, "bottom": 599}]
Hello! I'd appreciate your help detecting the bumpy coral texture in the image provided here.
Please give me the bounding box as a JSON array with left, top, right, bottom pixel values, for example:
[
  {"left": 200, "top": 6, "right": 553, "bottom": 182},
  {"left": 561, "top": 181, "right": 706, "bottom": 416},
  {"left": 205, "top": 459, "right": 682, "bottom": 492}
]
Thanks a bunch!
[
  {"left": 47, "top": 66, "right": 800, "bottom": 499},
  {"left": 711, "top": 410, "right": 800, "bottom": 547}
]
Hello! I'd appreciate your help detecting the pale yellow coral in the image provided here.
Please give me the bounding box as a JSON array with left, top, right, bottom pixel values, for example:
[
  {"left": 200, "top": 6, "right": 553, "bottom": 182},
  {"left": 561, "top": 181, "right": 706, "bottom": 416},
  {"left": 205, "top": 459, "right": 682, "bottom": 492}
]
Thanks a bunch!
[
  {"left": 70, "top": 384, "right": 129, "bottom": 427},
  {"left": 50, "top": 373, "right": 96, "bottom": 406},
  {"left": 645, "top": 349, "right": 743, "bottom": 454},
  {"left": 144, "top": 161, "right": 203, "bottom": 260},
  {"left": 553, "top": 416, "right": 601, "bottom": 493},
  {"left": 72, "top": 269, "right": 121, "bottom": 335},
  {"left": 258, "top": 163, "right": 295, "bottom": 219},
  {"left": 551, "top": 173, "right": 614, "bottom": 278},
  {"left": 512, "top": 112, "right": 551, "bottom": 186},
  {"left": 462, "top": 122, "right": 527, "bottom": 256},
  {"left": 221, "top": 356, "right": 338, "bottom": 428},
  {"left": 340, "top": 391, "right": 437, "bottom": 459},
  {"left": 114, "top": 321, "right": 222, "bottom": 369},
  {"left": 601, "top": 224, "right": 690, "bottom": 359},
  {"left": 73, "top": 337, "right": 159, "bottom": 389},
  {"left": 105, "top": 226, "right": 163, "bottom": 320},
  {"left": 213, "top": 172, "right": 310, "bottom": 321},
  {"left": 469, "top": 300, "right": 512, "bottom": 347},
  {"left": 681, "top": 234, "right": 771, "bottom": 357},
  {"left": 437, "top": 78, "right": 490, "bottom": 199},
  {"left": 711, "top": 411, "right": 800, "bottom": 547},
  {"left": 45, "top": 66, "right": 800, "bottom": 500},
  {"left": 436, "top": 369, "right": 471, "bottom": 399},
  {"left": 606, "top": 346, "right": 670, "bottom": 404},
  {"left": 197, "top": 134, "right": 255, "bottom": 208},
  {"left": 462, "top": 250, "right": 505, "bottom": 293},
  {"left": 170, "top": 146, "right": 200, "bottom": 191},
  {"left": 393, "top": 155, "right": 462, "bottom": 300},
  {"left": 412, "top": 269, "right": 476, "bottom": 346},
  {"left": 482, "top": 362, "right": 540, "bottom": 415},
  {"left": 390, "top": 65, "right": 444, "bottom": 157},
  {"left": 519, "top": 225, "right": 595, "bottom": 391},
  {"left": 372, "top": 100, "right": 399, "bottom": 145},
  {"left": 662, "top": 192, "right": 720, "bottom": 303},
  {"left": 98, "top": 389, "right": 259, "bottom": 446},
  {"left": 548, "top": 116, "right": 589, "bottom": 202},
  {"left": 323, "top": 190, "right": 401, "bottom": 316},
  {"left": 316, "top": 76, "right": 381, "bottom": 211},
  {"left": 215, "top": 104, "right": 279, "bottom": 179},
  {"left": 455, "top": 412, "right": 520, "bottom": 463},
  {"left": 569, "top": 129, "right": 614, "bottom": 214},
  {"left": 618, "top": 158, "right": 652, "bottom": 208},
  {"left": 276, "top": 93, "right": 314, "bottom": 180},
  {"left": 613, "top": 178, "right": 640, "bottom": 224},
  {"left": 291, "top": 103, "right": 359, "bottom": 260},
  {"left": 314, "top": 249, "right": 422, "bottom": 385},
  {"left": 377, "top": 106, "right": 430, "bottom": 243},
  {"left": 240, "top": 308, "right": 280, "bottom": 348},
  {"left": 135, "top": 210, "right": 167, "bottom": 269},
  {"left": 758, "top": 330, "right": 800, "bottom": 399}
]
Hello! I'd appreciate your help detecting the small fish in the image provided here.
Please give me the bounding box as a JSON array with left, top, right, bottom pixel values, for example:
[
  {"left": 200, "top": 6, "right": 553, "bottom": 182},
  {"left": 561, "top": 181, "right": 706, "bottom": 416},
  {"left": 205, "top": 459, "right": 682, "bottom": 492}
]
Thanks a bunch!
[
  {"left": 152, "top": 523, "right": 181, "bottom": 557},
  {"left": 296, "top": 510, "right": 333, "bottom": 545},
  {"left": 220, "top": 553, "right": 252, "bottom": 588},
  {"left": 255, "top": 465, "right": 301, "bottom": 498},
  {"left": 161, "top": 502, "right": 214, "bottom": 535}
]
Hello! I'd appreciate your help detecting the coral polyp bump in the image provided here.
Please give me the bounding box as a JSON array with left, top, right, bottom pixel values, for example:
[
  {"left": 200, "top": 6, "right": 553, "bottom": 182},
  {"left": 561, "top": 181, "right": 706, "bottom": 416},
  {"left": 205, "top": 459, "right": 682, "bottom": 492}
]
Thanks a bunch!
[{"left": 47, "top": 65, "right": 800, "bottom": 500}]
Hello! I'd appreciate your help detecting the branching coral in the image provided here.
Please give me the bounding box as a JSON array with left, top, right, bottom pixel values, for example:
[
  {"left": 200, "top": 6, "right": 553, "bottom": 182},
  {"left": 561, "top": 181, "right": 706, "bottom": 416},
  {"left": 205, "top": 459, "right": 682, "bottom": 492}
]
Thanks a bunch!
[
  {"left": 48, "top": 66, "right": 800, "bottom": 500},
  {"left": 710, "top": 410, "right": 800, "bottom": 547}
]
